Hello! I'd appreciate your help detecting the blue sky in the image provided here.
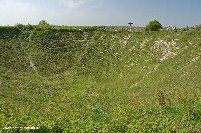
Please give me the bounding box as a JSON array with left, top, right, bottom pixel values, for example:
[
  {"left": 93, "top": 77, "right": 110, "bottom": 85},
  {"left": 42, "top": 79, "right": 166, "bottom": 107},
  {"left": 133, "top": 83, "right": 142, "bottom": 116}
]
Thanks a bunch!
[{"left": 0, "top": 0, "right": 201, "bottom": 27}]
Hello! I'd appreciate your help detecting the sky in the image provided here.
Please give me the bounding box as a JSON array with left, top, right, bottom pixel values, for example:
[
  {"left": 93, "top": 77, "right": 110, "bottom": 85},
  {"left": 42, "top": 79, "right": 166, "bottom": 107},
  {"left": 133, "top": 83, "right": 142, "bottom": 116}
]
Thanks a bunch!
[{"left": 0, "top": 0, "right": 201, "bottom": 27}]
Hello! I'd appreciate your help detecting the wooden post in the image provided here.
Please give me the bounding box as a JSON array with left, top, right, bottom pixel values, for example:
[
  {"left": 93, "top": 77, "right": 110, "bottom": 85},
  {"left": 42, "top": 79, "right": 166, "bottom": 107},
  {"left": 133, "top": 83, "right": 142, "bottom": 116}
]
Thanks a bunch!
[{"left": 128, "top": 22, "right": 133, "bottom": 31}]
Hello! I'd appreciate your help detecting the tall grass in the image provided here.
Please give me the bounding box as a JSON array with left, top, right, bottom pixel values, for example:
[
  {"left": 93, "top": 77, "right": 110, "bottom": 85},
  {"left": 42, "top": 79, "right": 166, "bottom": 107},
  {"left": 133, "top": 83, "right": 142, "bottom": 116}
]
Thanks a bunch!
[{"left": 0, "top": 27, "right": 201, "bottom": 132}]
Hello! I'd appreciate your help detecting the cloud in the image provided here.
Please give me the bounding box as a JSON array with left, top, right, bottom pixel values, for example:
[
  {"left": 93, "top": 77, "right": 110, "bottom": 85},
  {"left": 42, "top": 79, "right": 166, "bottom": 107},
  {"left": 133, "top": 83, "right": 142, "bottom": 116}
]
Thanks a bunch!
[
  {"left": 0, "top": 0, "right": 51, "bottom": 25},
  {"left": 59, "top": 0, "right": 91, "bottom": 8},
  {"left": 0, "top": 0, "right": 34, "bottom": 3}
]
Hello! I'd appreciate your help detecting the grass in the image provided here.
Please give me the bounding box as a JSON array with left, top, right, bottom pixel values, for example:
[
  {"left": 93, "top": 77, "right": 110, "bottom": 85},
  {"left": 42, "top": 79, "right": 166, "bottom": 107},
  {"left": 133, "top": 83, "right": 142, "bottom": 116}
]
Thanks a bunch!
[{"left": 0, "top": 27, "right": 201, "bottom": 132}]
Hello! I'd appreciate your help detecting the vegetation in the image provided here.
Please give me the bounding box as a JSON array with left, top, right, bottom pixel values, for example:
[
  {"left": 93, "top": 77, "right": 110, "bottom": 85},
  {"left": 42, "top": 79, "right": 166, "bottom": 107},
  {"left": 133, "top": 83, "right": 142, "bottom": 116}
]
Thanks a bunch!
[
  {"left": 39, "top": 20, "right": 50, "bottom": 26},
  {"left": 195, "top": 24, "right": 201, "bottom": 30},
  {"left": 145, "top": 20, "right": 163, "bottom": 31},
  {"left": 0, "top": 25, "right": 201, "bottom": 132}
]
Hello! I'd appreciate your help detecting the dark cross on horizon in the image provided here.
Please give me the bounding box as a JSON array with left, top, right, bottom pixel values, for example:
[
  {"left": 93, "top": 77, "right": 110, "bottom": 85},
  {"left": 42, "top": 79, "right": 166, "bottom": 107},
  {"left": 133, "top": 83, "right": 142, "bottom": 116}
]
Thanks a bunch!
[{"left": 128, "top": 22, "right": 133, "bottom": 30}]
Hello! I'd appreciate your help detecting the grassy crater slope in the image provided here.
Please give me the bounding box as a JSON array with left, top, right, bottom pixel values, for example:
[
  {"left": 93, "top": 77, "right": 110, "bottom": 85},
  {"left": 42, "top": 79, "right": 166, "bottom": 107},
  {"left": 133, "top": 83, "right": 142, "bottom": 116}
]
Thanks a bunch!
[{"left": 0, "top": 26, "right": 201, "bottom": 132}]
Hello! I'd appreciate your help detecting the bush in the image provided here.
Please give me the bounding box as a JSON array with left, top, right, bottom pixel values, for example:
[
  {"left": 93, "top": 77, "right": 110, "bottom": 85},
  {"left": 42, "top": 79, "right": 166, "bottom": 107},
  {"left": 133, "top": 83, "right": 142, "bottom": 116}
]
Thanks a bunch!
[{"left": 145, "top": 20, "right": 162, "bottom": 31}]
